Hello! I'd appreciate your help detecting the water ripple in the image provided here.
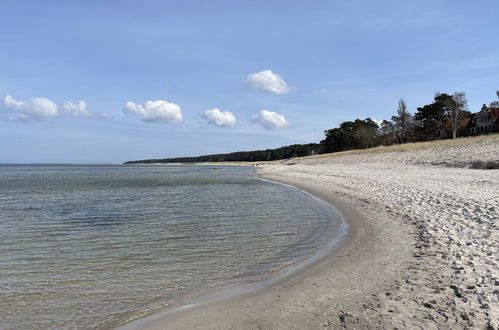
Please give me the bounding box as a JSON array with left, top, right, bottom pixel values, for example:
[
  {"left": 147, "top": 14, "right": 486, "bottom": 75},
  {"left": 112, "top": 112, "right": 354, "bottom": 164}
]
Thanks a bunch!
[{"left": 0, "top": 165, "right": 342, "bottom": 329}]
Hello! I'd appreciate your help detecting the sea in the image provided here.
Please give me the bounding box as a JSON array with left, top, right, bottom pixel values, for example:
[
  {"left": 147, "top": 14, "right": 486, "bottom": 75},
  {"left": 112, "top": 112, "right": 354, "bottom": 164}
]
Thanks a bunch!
[{"left": 0, "top": 164, "right": 345, "bottom": 329}]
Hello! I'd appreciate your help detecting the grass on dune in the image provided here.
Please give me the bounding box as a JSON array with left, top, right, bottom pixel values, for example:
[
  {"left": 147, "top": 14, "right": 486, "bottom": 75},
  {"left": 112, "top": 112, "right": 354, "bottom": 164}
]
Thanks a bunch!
[{"left": 295, "top": 133, "right": 499, "bottom": 161}]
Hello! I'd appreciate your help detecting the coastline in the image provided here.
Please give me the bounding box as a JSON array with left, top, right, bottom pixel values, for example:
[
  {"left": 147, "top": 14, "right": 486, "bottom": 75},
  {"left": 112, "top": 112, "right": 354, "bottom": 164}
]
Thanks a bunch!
[
  {"left": 120, "top": 168, "right": 414, "bottom": 329},
  {"left": 120, "top": 136, "right": 498, "bottom": 329}
]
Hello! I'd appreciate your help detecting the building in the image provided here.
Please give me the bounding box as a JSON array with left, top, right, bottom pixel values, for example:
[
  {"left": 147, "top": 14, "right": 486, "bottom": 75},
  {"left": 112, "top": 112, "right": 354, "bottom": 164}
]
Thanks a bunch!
[{"left": 465, "top": 105, "right": 499, "bottom": 136}]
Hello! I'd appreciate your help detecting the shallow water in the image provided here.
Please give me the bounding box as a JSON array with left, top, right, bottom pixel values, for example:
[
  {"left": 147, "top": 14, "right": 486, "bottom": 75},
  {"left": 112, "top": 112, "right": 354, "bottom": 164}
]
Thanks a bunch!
[{"left": 0, "top": 165, "right": 343, "bottom": 329}]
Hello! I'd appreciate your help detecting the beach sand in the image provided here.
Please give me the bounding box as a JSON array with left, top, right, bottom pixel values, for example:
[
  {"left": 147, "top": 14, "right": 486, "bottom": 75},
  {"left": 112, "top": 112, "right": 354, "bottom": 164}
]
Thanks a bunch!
[{"left": 123, "top": 136, "right": 498, "bottom": 329}]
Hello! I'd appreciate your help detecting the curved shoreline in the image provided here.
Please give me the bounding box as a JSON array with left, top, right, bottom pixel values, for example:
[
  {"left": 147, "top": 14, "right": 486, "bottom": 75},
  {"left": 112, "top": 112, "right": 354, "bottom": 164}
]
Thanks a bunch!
[{"left": 119, "top": 169, "right": 414, "bottom": 329}]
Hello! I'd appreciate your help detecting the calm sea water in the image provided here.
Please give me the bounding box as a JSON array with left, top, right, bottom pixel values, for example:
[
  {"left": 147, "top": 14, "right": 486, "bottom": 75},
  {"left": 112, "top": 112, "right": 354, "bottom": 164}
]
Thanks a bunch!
[{"left": 0, "top": 165, "right": 343, "bottom": 329}]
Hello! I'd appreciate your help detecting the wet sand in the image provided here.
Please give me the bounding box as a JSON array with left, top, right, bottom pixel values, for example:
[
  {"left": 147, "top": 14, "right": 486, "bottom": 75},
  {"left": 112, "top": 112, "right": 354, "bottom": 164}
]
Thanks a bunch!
[{"left": 122, "top": 175, "right": 413, "bottom": 329}]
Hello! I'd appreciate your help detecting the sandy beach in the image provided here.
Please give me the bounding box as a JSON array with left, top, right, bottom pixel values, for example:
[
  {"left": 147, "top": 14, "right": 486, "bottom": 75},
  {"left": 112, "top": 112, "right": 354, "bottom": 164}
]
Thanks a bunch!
[{"left": 123, "top": 136, "right": 498, "bottom": 329}]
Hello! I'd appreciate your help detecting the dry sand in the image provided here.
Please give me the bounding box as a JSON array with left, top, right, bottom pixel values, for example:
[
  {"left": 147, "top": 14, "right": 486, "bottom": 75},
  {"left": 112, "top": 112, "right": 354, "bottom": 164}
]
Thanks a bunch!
[{"left": 122, "top": 136, "right": 498, "bottom": 329}]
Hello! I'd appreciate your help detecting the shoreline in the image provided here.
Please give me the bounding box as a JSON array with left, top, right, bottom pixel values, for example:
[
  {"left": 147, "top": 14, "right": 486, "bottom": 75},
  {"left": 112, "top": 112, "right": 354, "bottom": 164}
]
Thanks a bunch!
[
  {"left": 256, "top": 161, "right": 498, "bottom": 328},
  {"left": 119, "top": 138, "right": 498, "bottom": 329},
  {"left": 120, "top": 169, "right": 414, "bottom": 329}
]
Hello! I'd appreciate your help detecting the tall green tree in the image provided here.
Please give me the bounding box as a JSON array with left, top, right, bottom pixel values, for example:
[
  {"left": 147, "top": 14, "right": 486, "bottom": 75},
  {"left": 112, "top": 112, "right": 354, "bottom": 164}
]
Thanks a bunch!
[
  {"left": 354, "top": 118, "right": 379, "bottom": 148},
  {"left": 320, "top": 118, "right": 379, "bottom": 153},
  {"left": 378, "top": 120, "right": 397, "bottom": 145},
  {"left": 414, "top": 93, "right": 449, "bottom": 141}
]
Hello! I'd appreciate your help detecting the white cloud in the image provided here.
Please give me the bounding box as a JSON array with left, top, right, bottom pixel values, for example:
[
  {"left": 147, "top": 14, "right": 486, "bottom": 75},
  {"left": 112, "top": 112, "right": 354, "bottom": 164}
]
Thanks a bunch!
[
  {"left": 246, "top": 70, "right": 290, "bottom": 94},
  {"left": 123, "top": 100, "right": 183, "bottom": 123},
  {"left": 62, "top": 101, "right": 91, "bottom": 117},
  {"left": 1, "top": 95, "right": 58, "bottom": 120},
  {"left": 202, "top": 108, "right": 236, "bottom": 127},
  {"left": 252, "top": 110, "right": 290, "bottom": 129},
  {"left": 62, "top": 101, "right": 112, "bottom": 119},
  {"left": 372, "top": 118, "right": 383, "bottom": 126}
]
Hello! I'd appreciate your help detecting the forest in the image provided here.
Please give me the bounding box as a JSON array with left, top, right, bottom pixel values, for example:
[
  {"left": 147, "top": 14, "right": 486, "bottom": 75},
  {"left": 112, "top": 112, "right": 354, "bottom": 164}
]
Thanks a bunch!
[{"left": 125, "top": 143, "right": 319, "bottom": 164}]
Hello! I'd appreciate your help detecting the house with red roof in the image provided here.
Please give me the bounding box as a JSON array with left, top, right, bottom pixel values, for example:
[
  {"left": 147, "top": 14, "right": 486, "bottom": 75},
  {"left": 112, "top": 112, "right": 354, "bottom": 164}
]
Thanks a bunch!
[{"left": 465, "top": 105, "right": 499, "bottom": 135}]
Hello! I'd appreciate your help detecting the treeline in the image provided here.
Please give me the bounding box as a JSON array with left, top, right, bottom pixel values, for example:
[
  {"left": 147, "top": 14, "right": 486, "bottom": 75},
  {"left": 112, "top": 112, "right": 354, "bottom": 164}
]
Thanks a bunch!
[
  {"left": 319, "top": 91, "right": 497, "bottom": 153},
  {"left": 125, "top": 143, "right": 319, "bottom": 164}
]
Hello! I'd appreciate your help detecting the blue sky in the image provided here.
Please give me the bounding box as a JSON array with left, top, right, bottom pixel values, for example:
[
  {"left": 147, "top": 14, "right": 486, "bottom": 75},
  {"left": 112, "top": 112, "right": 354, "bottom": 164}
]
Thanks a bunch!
[{"left": 1, "top": 0, "right": 498, "bottom": 163}]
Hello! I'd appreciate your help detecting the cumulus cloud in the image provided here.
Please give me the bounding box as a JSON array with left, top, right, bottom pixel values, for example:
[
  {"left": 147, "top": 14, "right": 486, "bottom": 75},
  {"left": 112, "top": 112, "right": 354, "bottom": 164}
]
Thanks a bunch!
[
  {"left": 1, "top": 95, "right": 58, "bottom": 120},
  {"left": 124, "top": 100, "right": 183, "bottom": 123},
  {"left": 246, "top": 70, "right": 290, "bottom": 94},
  {"left": 252, "top": 110, "right": 290, "bottom": 130},
  {"left": 62, "top": 101, "right": 91, "bottom": 117},
  {"left": 202, "top": 108, "right": 236, "bottom": 127},
  {"left": 1, "top": 95, "right": 112, "bottom": 121}
]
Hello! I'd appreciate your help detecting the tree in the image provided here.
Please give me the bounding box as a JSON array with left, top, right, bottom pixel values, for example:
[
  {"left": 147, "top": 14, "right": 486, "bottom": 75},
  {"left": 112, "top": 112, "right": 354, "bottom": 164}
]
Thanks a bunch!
[
  {"left": 320, "top": 118, "right": 379, "bottom": 153},
  {"left": 378, "top": 120, "right": 397, "bottom": 145},
  {"left": 414, "top": 94, "right": 448, "bottom": 141},
  {"left": 354, "top": 118, "right": 379, "bottom": 148},
  {"left": 443, "top": 92, "right": 469, "bottom": 139},
  {"left": 320, "top": 122, "right": 356, "bottom": 153},
  {"left": 391, "top": 98, "right": 414, "bottom": 143},
  {"left": 490, "top": 91, "right": 499, "bottom": 107}
]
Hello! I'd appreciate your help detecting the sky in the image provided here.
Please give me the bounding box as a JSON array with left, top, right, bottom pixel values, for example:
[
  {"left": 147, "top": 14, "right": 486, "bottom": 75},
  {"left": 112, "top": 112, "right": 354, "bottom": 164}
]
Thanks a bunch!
[{"left": 1, "top": 0, "right": 498, "bottom": 163}]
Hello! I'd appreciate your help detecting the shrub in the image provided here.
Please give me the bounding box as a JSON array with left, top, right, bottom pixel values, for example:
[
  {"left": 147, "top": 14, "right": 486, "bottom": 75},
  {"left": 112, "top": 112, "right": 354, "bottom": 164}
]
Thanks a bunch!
[
  {"left": 484, "top": 160, "right": 499, "bottom": 169},
  {"left": 469, "top": 160, "right": 499, "bottom": 169}
]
